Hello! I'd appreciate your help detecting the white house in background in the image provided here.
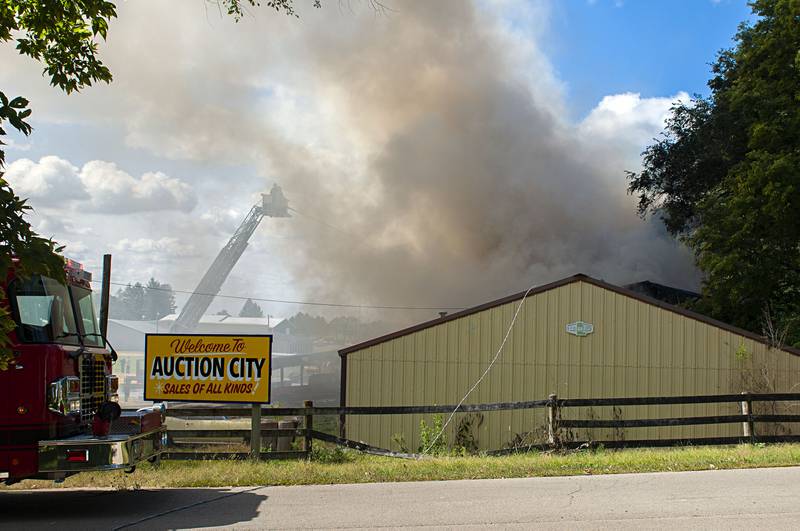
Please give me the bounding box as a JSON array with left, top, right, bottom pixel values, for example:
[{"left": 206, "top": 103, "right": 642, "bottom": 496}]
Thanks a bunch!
[{"left": 157, "top": 313, "right": 282, "bottom": 333}]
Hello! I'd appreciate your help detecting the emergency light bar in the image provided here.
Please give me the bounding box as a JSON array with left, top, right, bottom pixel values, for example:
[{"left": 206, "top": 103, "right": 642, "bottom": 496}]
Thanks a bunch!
[
  {"left": 64, "top": 258, "right": 92, "bottom": 286},
  {"left": 65, "top": 258, "right": 84, "bottom": 270}
]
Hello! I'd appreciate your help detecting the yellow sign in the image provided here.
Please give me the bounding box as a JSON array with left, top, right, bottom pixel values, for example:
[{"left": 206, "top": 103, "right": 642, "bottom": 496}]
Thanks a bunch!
[{"left": 144, "top": 334, "right": 272, "bottom": 404}]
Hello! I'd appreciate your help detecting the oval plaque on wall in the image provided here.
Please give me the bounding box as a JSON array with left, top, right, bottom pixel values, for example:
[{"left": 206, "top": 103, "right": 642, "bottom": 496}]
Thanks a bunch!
[{"left": 566, "top": 321, "right": 594, "bottom": 337}]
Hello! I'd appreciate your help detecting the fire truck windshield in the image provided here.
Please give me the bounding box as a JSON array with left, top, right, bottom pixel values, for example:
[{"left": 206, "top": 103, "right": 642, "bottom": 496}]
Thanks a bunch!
[
  {"left": 11, "top": 276, "right": 80, "bottom": 345},
  {"left": 10, "top": 276, "right": 103, "bottom": 347},
  {"left": 70, "top": 286, "right": 103, "bottom": 347}
]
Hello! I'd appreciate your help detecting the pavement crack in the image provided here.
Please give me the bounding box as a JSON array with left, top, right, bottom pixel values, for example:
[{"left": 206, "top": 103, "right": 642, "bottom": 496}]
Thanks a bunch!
[{"left": 565, "top": 483, "right": 583, "bottom": 507}]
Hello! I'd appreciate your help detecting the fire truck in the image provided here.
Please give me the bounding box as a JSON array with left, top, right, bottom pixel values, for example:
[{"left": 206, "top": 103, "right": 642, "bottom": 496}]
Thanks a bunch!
[{"left": 0, "top": 258, "right": 165, "bottom": 485}]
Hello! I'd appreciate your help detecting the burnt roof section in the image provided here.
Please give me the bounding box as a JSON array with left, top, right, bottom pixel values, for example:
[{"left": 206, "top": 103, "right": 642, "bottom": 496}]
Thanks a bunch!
[
  {"left": 623, "top": 280, "right": 700, "bottom": 306},
  {"left": 339, "top": 273, "right": 800, "bottom": 357}
]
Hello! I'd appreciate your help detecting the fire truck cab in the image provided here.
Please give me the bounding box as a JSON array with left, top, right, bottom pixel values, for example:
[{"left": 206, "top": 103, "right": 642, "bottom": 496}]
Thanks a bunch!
[{"left": 0, "top": 259, "right": 165, "bottom": 484}]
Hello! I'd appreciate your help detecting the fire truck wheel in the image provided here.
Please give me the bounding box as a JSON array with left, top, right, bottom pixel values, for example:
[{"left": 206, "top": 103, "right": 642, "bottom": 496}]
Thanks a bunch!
[{"left": 124, "top": 465, "right": 136, "bottom": 474}]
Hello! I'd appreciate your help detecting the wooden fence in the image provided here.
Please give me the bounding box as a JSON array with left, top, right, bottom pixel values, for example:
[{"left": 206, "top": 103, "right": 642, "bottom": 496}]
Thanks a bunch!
[{"left": 143, "top": 392, "right": 800, "bottom": 460}]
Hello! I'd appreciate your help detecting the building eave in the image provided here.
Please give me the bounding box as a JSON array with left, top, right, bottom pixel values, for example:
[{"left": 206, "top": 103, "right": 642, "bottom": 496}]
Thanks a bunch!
[{"left": 338, "top": 273, "right": 800, "bottom": 358}]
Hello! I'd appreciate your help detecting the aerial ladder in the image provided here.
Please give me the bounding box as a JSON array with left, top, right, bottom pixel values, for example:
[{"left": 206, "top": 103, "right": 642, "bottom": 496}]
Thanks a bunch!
[{"left": 170, "top": 184, "right": 290, "bottom": 333}]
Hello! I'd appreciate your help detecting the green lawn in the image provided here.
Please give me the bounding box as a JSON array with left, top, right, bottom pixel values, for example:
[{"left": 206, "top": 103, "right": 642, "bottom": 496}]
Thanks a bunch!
[{"left": 4, "top": 443, "right": 800, "bottom": 490}]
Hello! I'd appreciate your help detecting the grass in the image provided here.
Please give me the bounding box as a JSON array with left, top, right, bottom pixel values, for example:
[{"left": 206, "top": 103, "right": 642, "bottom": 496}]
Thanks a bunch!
[{"left": 3, "top": 443, "right": 800, "bottom": 490}]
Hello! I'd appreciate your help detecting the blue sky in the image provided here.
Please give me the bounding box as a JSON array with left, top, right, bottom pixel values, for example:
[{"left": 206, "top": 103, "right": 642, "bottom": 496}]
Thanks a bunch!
[{"left": 546, "top": 0, "right": 753, "bottom": 118}]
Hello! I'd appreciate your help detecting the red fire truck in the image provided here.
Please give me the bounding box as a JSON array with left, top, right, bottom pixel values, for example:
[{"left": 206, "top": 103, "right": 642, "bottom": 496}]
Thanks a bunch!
[{"left": 0, "top": 258, "right": 165, "bottom": 485}]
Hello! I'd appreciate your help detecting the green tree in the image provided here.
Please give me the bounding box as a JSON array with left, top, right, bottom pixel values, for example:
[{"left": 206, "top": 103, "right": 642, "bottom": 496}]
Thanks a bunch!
[
  {"left": 628, "top": 0, "right": 800, "bottom": 347},
  {"left": 110, "top": 283, "right": 144, "bottom": 320},
  {"left": 142, "top": 278, "right": 177, "bottom": 320},
  {"left": 239, "top": 298, "right": 265, "bottom": 318},
  {"left": 109, "top": 278, "right": 176, "bottom": 321},
  {"left": 280, "top": 311, "right": 390, "bottom": 342},
  {"left": 0, "top": 180, "right": 65, "bottom": 369},
  {"left": 221, "top": 0, "right": 321, "bottom": 20},
  {"left": 0, "top": 1, "right": 117, "bottom": 368},
  {"left": 283, "top": 312, "right": 328, "bottom": 337}
]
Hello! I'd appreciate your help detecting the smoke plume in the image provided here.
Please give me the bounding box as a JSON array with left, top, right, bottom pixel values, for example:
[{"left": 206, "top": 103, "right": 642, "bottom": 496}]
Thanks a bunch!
[
  {"left": 0, "top": 0, "right": 699, "bottom": 316},
  {"left": 263, "top": 1, "right": 699, "bottom": 310}
]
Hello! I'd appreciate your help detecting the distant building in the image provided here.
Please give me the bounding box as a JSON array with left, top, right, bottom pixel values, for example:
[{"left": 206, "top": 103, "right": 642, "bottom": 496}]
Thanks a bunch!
[
  {"left": 158, "top": 313, "right": 276, "bottom": 334},
  {"left": 144, "top": 314, "right": 311, "bottom": 353}
]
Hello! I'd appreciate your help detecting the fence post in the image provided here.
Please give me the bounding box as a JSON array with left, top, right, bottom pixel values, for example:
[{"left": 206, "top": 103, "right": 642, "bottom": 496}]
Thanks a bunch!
[
  {"left": 740, "top": 392, "right": 756, "bottom": 444},
  {"left": 547, "top": 393, "right": 560, "bottom": 448},
  {"left": 304, "top": 400, "right": 313, "bottom": 458},
  {"left": 250, "top": 403, "right": 262, "bottom": 459}
]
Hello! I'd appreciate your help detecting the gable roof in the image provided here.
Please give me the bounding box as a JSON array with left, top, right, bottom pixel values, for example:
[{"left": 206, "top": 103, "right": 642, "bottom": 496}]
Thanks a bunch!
[
  {"left": 108, "top": 319, "right": 159, "bottom": 334},
  {"left": 339, "top": 273, "right": 800, "bottom": 357}
]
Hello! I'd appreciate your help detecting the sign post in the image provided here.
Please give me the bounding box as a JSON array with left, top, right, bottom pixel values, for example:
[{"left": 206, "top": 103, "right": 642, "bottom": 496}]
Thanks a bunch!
[
  {"left": 144, "top": 334, "right": 273, "bottom": 458},
  {"left": 250, "top": 403, "right": 262, "bottom": 458}
]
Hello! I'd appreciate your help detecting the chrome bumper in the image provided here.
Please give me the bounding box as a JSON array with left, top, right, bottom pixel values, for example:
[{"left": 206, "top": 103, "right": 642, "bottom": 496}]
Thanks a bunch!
[{"left": 38, "top": 428, "right": 166, "bottom": 473}]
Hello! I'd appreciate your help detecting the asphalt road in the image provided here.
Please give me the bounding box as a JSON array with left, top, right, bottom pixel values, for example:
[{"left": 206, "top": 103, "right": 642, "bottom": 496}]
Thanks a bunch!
[{"left": 2, "top": 466, "right": 800, "bottom": 530}]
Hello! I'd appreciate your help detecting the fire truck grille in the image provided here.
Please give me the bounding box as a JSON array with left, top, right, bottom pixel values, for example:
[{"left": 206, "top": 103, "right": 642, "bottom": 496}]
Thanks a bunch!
[{"left": 81, "top": 355, "right": 106, "bottom": 424}]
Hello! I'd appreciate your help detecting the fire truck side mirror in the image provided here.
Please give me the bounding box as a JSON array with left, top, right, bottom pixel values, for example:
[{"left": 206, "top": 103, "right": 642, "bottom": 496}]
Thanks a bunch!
[{"left": 105, "top": 338, "right": 118, "bottom": 361}]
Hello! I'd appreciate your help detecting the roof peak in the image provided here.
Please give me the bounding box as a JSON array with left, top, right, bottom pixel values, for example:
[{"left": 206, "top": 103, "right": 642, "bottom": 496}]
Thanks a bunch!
[{"left": 339, "top": 273, "right": 799, "bottom": 357}]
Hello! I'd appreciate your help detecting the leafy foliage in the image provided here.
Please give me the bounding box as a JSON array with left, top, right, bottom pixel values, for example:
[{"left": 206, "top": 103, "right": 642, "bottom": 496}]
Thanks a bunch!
[
  {"left": 0, "top": 1, "right": 118, "bottom": 368},
  {"left": 219, "top": 0, "right": 321, "bottom": 20},
  {"left": 282, "top": 311, "right": 329, "bottom": 336},
  {"left": 628, "top": 0, "right": 800, "bottom": 346},
  {"left": 109, "top": 278, "right": 176, "bottom": 321},
  {"left": 0, "top": 179, "right": 65, "bottom": 368},
  {"left": 627, "top": 96, "right": 747, "bottom": 236},
  {"left": 310, "top": 443, "right": 352, "bottom": 463},
  {"left": 0, "top": 92, "right": 33, "bottom": 168},
  {"left": 280, "top": 311, "right": 390, "bottom": 343},
  {"left": 418, "top": 414, "right": 447, "bottom": 455},
  {"left": 454, "top": 413, "right": 483, "bottom": 454},
  {"left": 0, "top": 1, "right": 117, "bottom": 94}
]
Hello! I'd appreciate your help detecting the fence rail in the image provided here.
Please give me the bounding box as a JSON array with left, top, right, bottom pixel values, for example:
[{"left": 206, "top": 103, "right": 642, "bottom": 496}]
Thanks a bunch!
[
  {"left": 131, "top": 392, "right": 800, "bottom": 461},
  {"left": 555, "top": 392, "right": 800, "bottom": 407},
  {"left": 163, "top": 398, "right": 552, "bottom": 417}
]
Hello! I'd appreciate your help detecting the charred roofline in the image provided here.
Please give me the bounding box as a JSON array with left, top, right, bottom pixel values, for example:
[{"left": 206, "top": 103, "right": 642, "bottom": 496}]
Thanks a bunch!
[{"left": 338, "top": 273, "right": 800, "bottom": 358}]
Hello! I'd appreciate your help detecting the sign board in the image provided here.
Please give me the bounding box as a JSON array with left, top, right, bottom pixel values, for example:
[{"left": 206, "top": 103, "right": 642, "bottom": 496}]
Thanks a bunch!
[
  {"left": 566, "top": 321, "right": 594, "bottom": 337},
  {"left": 144, "top": 334, "right": 272, "bottom": 404}
]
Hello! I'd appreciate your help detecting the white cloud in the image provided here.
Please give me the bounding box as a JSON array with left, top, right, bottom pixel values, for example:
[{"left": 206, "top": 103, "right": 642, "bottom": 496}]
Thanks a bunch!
[
  {"left": 579, "top": 91, "right": 690, "bottom": 149},
  {"left": 114, "top": 237, "right": 198, "bottom": 258},
  {"left": 4, "top": 156, "right": 197, "bottom": 213},
  {"left": 61, "top": 240, "right": 89, "bottom": 255},
  {"left": 4, "top": 137, "right": 33, "bottom": 152},
  {"left": 4, "top": 156, "right": 88, "bottom": 205},
  {"left": 79, "top": 161, "right": 196, "bottom": 213}
]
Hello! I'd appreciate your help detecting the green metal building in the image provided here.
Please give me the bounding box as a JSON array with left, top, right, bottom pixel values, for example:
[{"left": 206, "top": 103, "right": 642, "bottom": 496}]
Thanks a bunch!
[{"left": 339, "top": 274, "right": 800, "bottom": 451}]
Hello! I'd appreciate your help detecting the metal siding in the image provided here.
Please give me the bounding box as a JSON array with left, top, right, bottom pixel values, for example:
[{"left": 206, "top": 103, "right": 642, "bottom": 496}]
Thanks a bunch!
[{"left": 345, "top": 280, "right": 800, "bottom": 450}]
